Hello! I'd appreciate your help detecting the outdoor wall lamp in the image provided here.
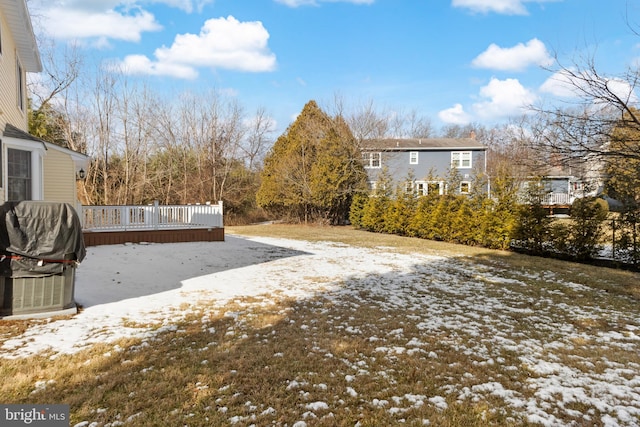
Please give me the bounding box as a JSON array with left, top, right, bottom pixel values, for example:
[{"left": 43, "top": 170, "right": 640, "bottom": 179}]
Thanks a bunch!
[{"left": 76, "top": 168, "right": 86, "bottom": 180}]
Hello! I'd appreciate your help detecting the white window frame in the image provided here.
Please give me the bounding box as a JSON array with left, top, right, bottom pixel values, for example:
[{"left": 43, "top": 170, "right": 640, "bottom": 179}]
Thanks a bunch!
[
  {"left": 7, "top": 148, "right": 32, "bottom": 201},
  {"left": 3, "top": 138, "right": 45, "bottom": 202},
  {"left": 451, "top": 151, "right": 472, "bottom": 169},
  {"left": 362, "top": 152, "right": 381, "bottom": 169},
  {"left": 16, "top": 59, "right": 25, "bottom": 111},
  {"left": 460, "top": 181, "right": 471, "bottom": 194},
  {"left": 415, "top": 180, "right": 444, "bottom": 196},
  {"left": 409, "top": 151, "right": 419, "bottom": 165}
]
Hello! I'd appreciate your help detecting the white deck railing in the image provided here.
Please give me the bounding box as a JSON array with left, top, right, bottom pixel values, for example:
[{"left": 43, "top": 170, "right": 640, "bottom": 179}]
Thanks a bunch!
[
  {"left": 81, "top": 201, "right": 223, "bottom": 231},
  {"left": 542, "top": 193, "right": 573, "bottom": 206}
]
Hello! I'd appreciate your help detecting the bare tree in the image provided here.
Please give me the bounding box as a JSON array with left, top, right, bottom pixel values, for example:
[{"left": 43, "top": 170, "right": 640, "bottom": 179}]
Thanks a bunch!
[
  {"left": 531, "top": 51, "right": 640, "bottom": 164},
  {"left": 115, "top": 79, "right": 158, "bottom": 204},
  {"left": 242, "top": 107, "right": 274, "bottom": 170},
  {"left": 342, "top": 99, "right": 391, "bottom": 142},
  {"left": 86, "top": 66, "right": 119, "bottom": 205}
]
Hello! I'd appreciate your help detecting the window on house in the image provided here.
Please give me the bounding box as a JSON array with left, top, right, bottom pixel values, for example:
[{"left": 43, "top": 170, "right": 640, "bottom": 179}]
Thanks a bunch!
[
  {"left": 0, "top": 20, "right": 3, "bottom": 56},
  {"left": 362, "top": 152, "right": 381, "bottom": 169},
  {"left": 428, "top": 182, "right": 443, "bottom": 195},
  {"left": 404, "top": 181, "right": 414, "bottom": 193},
  {"left": 409, "top": 151, "right": 418, "bottom": 165},
  {"left": 17, "top": 60, "right": 25, "bottom": 111},
  {"left": 415, "top": 180, "right": 443, "bottom": 196},
  {"left": 460, "top": 181, "right": 471, "bottom": 194},
  {"left": 8, "top": 148, "right": 31, "bottom": 201},
  {"left": 451, "top": 151, "right": 472, "bottom": 168}
]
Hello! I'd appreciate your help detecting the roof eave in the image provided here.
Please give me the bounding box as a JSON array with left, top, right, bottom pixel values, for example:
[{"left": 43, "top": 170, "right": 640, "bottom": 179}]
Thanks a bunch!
[
  {"left": 1, "top": 0, "right": 42, "bottom": 72},
  {"left": 362, "top": 146, "right": 487, "bottom": 151}
]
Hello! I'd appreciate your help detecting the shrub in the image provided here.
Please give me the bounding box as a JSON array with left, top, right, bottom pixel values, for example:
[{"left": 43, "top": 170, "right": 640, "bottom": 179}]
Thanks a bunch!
[
  {"left": 349, "top": 193, "right": 368, "bottom": 228},
  {"left": 567, "top": 197, "right": 609, "bottom": 260}
]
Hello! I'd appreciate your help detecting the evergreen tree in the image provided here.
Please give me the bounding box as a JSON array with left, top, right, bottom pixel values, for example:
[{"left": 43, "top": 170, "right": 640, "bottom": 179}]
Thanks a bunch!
[
  {"left": 360, "top": 167, "right": 393, "bottom": 232},
  {"left": 256, "top": 100, "right": 366, "bottom": 224},
  {"left": 479, "top": 174, "right": 519, "bottom": 250},
  {"left": 310, "top": 117, "right": 367, "bottom": 224},
  {"left": 566, "top": 197, "right": 609, "bottom": 260},
  {"left": 512, "top": 179, "right": 553, "bottom": 254},
  {"left": 349, "top": 192, "right": 369, "bottom": 228},
  {"left": 430, "top": 195, "right": 458, "bottom": 241},
  {"left": 450, "top": 196, "right": 476, "bottom": 245},
  {"left": 384, "top": 173, "right": 418, "bottom": 235},
  {"left": 409, "top": 192, "right": 439, "bottom": 239},
  {"left": 605, "top": 108, "right": 640, "bottom": 212}
]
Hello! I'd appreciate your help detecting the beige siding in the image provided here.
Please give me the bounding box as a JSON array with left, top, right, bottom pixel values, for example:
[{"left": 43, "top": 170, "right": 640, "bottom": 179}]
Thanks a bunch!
[
  {"left": 0, "top": 8, "right": 27, "bottom": 132},
  {"left": 43, "top": 148, "right": 77, "bottom": 205}
]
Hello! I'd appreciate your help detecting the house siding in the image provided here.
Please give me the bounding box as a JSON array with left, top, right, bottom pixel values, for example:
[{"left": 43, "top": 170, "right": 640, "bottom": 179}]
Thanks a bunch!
[
  {"left": 43, "top": 147, "right": 77, "bottom": 205},
  {"left": 0, "top": 9, "right": 27, "bottom": 132},
  {"left": 366, "top": 150, "right": 486, "bottom": 182}
]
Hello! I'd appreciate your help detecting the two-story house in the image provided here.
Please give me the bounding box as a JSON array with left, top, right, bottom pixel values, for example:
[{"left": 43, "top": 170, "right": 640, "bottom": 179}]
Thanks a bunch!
[
  {"left": 361, "top": 136, "right": 487, "bottom": 196},
  {"left": 0, "top": 0, "right": 87, "bottom": 206}
]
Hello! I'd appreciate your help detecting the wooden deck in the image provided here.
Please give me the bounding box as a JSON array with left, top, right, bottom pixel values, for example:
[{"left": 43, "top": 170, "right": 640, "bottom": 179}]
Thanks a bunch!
[{"left": 83, "top": 227, "right": 224, "bottom": 247}]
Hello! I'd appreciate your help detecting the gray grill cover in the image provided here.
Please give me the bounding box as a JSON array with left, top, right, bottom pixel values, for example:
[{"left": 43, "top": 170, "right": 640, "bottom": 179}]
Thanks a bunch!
[{"left": 0, "top": 201, "right": 86, "bottom": 277}]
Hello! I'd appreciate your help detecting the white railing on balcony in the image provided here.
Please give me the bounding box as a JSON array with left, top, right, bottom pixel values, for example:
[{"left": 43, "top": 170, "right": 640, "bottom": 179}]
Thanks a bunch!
[
  {"left": 81, "top": 201, "right": 223, "bottom": 231},
  {"left": 542, "top": 193, "right": 573, "bottom": 206}
]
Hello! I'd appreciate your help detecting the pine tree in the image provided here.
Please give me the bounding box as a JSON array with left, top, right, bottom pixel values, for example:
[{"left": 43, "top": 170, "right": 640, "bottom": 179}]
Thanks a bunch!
[
  {"left": 567, "top": 197, "right": 608, "bottom": 260},
  {"left": 384, "top": 173, "right": 418, "bottom": 235},
  {"left": 409, "top": 193, "right": 439, "bottom": 239},
  {"left": 360, "top": 167, "right": 393, "bottom": 232},
  {"left": 349, "top": 192, "right": 369, "bottom": 228},
  {"left": 479, "top": 174, "right": 519, "bottom": 250},
  {"left": 256, "top": 100, "right": 366, "bottom": 224},
  {"left": 512, "top": 178, "right": 553, "bottom": 254}
]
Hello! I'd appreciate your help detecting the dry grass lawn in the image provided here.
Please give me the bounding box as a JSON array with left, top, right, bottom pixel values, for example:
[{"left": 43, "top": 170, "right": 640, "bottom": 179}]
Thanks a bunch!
[{"left": 0, "top": 225, "right": 639, "bottom": 426}]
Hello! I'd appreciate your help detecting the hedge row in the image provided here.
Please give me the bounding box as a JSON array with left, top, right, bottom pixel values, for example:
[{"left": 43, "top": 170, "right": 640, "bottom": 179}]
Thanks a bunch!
[{"left": 349, "top": 184, "right": 611, "bottom": 259}]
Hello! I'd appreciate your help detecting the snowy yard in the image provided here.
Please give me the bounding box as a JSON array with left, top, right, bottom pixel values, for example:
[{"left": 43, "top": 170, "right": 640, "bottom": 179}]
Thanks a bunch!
[{"left": 1, "top": 227, "right": 639, "bottom": 426}]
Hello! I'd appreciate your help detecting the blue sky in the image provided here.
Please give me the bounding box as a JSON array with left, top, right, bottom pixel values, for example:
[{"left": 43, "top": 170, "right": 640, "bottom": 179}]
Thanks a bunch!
[{"left": 28, "top": 0, "right": 640, "bottom": 134}]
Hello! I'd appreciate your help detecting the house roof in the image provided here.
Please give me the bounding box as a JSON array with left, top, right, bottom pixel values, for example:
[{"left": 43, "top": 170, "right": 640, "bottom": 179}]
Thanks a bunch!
[
  {"left": 361, "top": 137, "right": 486, "bottom": 151},
  {"left": 0, "top": 0, "right": 42, "bottom": 72},
  {"left": 4, "top": 123, "right": 89, "bottom": 160},
  {"left": 3, "top": 123, "right": 46, "bottom": 146}
]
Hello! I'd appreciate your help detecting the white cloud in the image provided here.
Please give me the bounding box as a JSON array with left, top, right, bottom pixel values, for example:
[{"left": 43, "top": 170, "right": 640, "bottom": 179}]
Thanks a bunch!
[
  {"left": 539, "top": 69, "right": 579, "bottom": 97},
  {"left": 275, "top": 0, "right": 373, "bottom": 7},
  {"left": 472, "top": 77, "right": 537, "bottom": 119},
  {"left": 472, "top": 38, "right": 553, "bottom": 71},
  {"left": 117, "top": 55, "right": 199, "bottom": 79},
  {"left": 540, "top": 69, "right": 639, "bottom": 104},
  {"left": 37, "top": 7, "right": 161, "bottom": 42},
  {"left": 451, "top": 0, "right": 560, "bottom": 15},
  {"left": 605, "top": 79, "right": 639, "bottom": 104},
  {"left": 29, "top": 0, "right": 213, "bottom": 43},
  {"left": 155, "top": 0, "right": 214, "bottom": 13},
  {"left": 438, "top": 103, "right": 472, "bottom": 125},
  {"left": 118, "top": 16, "right": 277, "bottom": 79}
]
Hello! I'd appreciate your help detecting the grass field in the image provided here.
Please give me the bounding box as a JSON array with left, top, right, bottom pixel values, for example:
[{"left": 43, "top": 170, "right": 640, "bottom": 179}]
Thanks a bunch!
[{"left": 1, "top": 225, "right": 639, "bottom": 426}]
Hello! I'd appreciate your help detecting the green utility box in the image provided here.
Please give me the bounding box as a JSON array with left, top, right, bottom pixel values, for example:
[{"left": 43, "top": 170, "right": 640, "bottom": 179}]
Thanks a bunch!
[
  {"left": 0, "top": 264, "right": 76, "bottom": 317},
  {"left": 0, "top": 202, "right": 85, "bottom": 319}
]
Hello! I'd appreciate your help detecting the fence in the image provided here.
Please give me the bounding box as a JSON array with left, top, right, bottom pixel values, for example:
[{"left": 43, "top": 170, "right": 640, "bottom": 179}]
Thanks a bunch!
[
  {"left": 609, "top": 217, "right": 639, "bottom": 265},
  {"left": 542, "top": 192, "right": 572, "bottom": 206},
  {"left": 81, "top": 201, "right": 223, "bottom": 231}
]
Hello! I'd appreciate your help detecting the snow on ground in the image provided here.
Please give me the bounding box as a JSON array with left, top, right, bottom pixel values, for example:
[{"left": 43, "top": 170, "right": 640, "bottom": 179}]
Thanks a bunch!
[{"left": 2, "top": 233, "right": 640, "bottom": 426}]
